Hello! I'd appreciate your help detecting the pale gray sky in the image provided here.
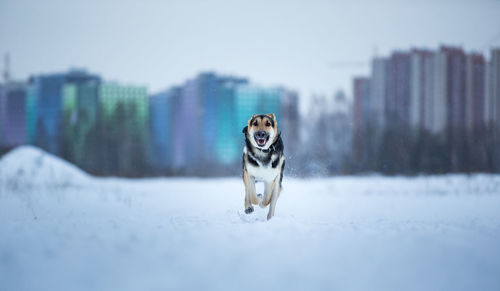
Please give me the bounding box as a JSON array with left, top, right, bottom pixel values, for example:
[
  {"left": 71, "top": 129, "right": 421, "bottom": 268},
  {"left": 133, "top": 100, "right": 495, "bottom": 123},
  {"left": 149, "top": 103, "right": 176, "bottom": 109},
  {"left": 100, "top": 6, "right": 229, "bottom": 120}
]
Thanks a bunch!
[{"left": 1, "top": 0, "right": 500, "bottom": 99}]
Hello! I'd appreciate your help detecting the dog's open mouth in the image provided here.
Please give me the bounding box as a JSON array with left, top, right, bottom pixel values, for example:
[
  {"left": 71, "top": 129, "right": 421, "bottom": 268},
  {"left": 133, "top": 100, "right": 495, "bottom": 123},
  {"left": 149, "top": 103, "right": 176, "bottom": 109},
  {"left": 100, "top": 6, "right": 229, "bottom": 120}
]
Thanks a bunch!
[{"left": 255, "top": 135, "right": 269, "bottom": 147}]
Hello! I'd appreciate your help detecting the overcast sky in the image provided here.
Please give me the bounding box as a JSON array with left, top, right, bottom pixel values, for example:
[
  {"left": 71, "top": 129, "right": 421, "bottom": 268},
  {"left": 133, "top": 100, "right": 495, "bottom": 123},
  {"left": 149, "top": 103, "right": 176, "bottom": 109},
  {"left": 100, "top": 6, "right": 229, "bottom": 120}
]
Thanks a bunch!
[{"left": 1, "top": 0, "right": 500, "bottom": 99}]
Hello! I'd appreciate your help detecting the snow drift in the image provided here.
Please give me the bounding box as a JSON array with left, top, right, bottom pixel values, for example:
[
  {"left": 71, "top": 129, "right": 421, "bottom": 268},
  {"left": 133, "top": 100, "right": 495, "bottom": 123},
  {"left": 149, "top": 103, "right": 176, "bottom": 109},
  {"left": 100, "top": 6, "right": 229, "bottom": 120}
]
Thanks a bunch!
[{"left": 0, "top": 145, "right": 90, "bottom": 191}]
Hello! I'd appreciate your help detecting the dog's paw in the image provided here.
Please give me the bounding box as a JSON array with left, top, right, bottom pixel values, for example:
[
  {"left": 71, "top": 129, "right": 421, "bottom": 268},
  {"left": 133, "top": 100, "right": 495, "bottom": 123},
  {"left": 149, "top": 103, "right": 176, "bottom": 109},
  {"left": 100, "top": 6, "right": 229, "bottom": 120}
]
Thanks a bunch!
[{"left": 245, "top": 207, "right": 254, "bottom": 214}]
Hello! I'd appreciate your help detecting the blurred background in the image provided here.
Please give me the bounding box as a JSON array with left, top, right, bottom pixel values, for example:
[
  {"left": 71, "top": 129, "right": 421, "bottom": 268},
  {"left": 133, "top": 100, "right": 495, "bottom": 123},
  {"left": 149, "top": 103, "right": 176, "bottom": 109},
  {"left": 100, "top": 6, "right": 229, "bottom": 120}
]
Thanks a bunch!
[{"left": 1, "top": 0, "right": 500, "bottom": 177}]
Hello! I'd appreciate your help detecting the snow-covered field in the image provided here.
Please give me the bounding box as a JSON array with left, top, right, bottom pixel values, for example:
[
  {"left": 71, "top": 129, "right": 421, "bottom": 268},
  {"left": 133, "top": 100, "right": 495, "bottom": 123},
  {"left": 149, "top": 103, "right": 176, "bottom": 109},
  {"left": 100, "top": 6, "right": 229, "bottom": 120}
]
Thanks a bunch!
[{"left": 1, "top": 146, "right": 500, "bottom": 291}]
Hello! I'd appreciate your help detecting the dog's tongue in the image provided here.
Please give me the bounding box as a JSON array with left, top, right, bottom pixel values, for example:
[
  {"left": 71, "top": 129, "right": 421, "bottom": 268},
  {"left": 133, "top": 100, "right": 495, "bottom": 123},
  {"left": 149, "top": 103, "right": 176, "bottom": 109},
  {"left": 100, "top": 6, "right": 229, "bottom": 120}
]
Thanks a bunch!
[{"left": 258, "top": 139, "right": 266, "bottom": 146}]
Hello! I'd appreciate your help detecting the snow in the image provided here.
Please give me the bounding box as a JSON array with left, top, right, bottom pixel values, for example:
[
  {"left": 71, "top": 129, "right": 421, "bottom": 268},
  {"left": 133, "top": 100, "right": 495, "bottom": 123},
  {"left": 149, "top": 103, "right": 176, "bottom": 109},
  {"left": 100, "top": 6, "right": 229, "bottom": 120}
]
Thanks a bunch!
[
  {"left": 0, "top": 145, "right": 90, "bottom": 191},
  {"left": 1, "top": 147, "right": 500, "bottom": 291}
]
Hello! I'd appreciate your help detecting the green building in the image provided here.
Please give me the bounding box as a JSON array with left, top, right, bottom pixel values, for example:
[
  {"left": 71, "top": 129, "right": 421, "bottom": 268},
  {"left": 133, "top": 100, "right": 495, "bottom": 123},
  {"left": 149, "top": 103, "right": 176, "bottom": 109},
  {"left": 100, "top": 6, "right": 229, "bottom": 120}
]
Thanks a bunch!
[
  {"left": 58, "top": 81, "right": 148, "bottom": 175},
  {"left": 26, "top": 85, "right": 37, "bottom": 145},
  {"left": 235, "top": 85, "right": 282, "bottom": 131},
  {"left": 98, "top": 83, "right": 148, "bottom": 125},
  {"left": 61, "top": 80, "right": 99, "bottom": 166},
  {"left": 98, "top": 82, "right": 149, "bottom": 175}
]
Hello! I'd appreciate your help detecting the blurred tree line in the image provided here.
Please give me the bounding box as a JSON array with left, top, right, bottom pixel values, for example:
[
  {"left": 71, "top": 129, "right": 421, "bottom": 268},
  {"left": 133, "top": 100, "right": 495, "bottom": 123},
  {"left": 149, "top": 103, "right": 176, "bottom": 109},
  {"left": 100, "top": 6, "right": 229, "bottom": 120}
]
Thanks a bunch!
[{"left": 350, "top": 122, "right": 500, "bottom": 175}]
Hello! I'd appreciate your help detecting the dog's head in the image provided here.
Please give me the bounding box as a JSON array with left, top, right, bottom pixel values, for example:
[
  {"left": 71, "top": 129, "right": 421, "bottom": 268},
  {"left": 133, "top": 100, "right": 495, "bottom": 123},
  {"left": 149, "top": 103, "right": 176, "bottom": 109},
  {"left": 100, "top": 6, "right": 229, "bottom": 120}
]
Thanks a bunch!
[{"left": 242, "top": 114, "right": 278, "bottom": 149}]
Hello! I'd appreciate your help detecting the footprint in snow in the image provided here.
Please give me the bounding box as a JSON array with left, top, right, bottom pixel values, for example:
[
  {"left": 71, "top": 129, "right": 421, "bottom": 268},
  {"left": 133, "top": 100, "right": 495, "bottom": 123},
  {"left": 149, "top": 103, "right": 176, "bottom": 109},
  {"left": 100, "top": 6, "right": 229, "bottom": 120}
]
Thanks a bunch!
[{"left": 237, "top": 208, "right": 268, "bottom": 223}]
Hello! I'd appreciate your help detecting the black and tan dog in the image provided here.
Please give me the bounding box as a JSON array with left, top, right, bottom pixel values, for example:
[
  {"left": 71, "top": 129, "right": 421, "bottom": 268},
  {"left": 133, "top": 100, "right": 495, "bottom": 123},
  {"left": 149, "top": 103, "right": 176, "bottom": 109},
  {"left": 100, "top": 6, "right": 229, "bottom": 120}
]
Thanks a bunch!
[{"left": 242, "top": 113, "right": 285, "bottom": 220}]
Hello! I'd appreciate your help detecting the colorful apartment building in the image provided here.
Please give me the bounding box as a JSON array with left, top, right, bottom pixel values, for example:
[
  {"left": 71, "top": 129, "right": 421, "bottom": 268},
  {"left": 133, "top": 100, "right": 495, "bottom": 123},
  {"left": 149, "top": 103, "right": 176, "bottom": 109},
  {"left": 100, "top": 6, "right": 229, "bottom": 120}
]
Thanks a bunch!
[
  {"left": 386, "top": 51, "right": 411, "bottom": 127},
  {"left": 61, "top": 79, "right": 100, "bottom": 166},
  {"left": 410, "top": 49, "right": 434, "bottom": 130},
  {"left": 465, "top": 53, "right": 486, "bottom": 132},
  {"left": 0, "top": 82, "right": 27, "bottom": 148},
  {"left": 488, "top": 48, "right": 500, "bottom": 131},
  {"left": 27, "top": 70, "right": 100, "bottom": 155},
  {"left": 149, "top": 89, "right": 174, "bottom": 172}
]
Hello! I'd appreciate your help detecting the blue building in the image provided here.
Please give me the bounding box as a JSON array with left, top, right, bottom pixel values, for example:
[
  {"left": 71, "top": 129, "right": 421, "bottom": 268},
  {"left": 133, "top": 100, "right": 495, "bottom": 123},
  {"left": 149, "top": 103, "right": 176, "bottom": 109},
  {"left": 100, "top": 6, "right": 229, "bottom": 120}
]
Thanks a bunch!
[
  {"left": 166, "top": 87, "right": 183, "bottom": 173},
  {"left": 149, "top": 89, "right": 174, "bottom": 173},
  {"left": 214, "top": 78, "right": 248, "bottom": 166},
  {"left": 197, "top": 73, "right": 249, "bottom": 167},
  {"left": 148, "top": 72, "right": 293, "bottom": 174},
  {"left": 174, "top": 79, "right": 201, "bottom": 174},
  {"left": 28, "top": 70, "right": 100, "bottom": 155},
  {"left": 198, "top": 73, "right": 220, "bottom": 166},
  {"left": 168, "top": 72, "right": 249, "bottom": 174}
]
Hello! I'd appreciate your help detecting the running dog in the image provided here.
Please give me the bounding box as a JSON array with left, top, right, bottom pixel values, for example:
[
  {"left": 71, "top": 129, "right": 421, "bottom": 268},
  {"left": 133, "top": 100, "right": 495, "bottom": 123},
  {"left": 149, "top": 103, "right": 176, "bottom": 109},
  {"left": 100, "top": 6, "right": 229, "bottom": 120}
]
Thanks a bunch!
[{"left": 241, "top": 113, "right": 285, "bottom": 220}]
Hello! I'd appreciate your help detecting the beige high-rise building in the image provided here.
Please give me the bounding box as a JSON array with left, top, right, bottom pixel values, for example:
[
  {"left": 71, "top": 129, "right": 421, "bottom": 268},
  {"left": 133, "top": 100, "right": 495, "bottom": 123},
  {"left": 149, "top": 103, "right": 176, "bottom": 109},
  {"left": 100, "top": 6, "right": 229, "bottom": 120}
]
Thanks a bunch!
[
  {"left": 410, "top": 49, "right": 434, "bottom": 130},
  {"left": 487, "top": 49, "right": 500, "bottom": 129},
  {"left": 431, "top": 50, "right": 448, "bottom": 134},
  {"left": 370, "top": 58, "right": 388, "bottom": 130},
  {"left": 465, "top": 53, "right": 486, "bottom": 132}
]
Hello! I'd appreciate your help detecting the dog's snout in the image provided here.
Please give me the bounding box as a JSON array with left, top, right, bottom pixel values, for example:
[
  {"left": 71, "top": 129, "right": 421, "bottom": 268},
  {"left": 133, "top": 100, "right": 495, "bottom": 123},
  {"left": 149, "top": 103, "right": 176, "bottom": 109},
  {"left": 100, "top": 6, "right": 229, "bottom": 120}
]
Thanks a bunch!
[{"left": 255, "top": 130, "right": 268, "bottom": 138}]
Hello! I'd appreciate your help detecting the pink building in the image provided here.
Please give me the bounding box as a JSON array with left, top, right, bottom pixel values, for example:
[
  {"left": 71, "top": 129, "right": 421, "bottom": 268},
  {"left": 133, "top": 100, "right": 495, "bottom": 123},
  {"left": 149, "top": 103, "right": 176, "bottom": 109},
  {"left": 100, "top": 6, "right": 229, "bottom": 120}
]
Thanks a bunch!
[{"left": 465, "top": 53, "right": 486, "bottom": 132}]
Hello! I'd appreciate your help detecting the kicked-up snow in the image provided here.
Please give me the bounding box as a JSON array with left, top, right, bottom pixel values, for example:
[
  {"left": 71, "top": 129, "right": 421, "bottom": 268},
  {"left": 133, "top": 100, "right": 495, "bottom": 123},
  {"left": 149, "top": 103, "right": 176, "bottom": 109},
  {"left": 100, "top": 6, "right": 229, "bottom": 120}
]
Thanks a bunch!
[{"left": 1, "top": 147, "right": 500, "bottom": 291}]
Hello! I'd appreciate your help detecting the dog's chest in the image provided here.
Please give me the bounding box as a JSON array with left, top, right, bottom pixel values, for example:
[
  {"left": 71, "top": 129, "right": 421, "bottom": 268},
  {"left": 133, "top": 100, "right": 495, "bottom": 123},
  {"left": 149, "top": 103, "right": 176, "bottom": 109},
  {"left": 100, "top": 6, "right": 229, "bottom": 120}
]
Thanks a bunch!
[
  {"left": 246, "top": 162, "right": 280, "bottom": 182},
  {"left": 244, "top": 146, "right": 283, "bottom": 182}
]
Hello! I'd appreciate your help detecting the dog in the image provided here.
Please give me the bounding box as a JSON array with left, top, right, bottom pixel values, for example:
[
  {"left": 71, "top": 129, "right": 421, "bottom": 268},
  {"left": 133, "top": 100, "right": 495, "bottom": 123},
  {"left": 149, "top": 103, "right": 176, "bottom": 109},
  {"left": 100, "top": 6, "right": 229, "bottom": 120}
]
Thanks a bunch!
[{"left": 241, "top": 113, "right": 285, "bottom": 220}]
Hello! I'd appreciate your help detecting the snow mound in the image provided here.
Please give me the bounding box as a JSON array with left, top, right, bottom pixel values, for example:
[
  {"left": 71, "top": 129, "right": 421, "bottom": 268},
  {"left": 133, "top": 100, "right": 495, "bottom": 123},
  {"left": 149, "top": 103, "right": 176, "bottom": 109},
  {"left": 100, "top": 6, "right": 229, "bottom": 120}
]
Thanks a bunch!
[{"left": 0, "top": 145, "right": 90, "bottom": 191}]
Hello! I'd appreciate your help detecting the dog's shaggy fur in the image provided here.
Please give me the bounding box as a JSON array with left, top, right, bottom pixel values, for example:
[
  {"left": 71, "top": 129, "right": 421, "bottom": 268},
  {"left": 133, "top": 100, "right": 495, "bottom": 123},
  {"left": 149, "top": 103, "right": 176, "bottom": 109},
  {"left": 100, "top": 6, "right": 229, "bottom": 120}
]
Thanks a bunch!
[{"left": 241, "top": 114, "right": 285, "bottom": 220}]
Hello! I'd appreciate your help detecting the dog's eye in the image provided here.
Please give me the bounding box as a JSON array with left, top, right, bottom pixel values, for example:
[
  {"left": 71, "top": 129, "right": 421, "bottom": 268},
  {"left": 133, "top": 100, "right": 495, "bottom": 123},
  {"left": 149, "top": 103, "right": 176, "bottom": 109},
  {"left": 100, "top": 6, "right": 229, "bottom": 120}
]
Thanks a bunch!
[
  {"left": 265, "top": 121, "right": 271, "bottom": 127},
  {"left": 253, "top": 121, "right": 258, "bottom": 126}
]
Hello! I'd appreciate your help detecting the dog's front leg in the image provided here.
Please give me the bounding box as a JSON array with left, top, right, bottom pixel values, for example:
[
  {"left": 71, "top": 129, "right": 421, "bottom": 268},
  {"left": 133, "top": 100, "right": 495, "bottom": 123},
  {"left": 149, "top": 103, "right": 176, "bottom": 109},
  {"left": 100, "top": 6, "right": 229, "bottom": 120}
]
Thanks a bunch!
[
  {"left": 267, "top": 176, "right": 281, "bottom": 220},
  {"left": 260, "top": 179, "right": 275, "bottom": 208},
  {"left": 243, "top": 169, "right": 258, "bottom": 214}
]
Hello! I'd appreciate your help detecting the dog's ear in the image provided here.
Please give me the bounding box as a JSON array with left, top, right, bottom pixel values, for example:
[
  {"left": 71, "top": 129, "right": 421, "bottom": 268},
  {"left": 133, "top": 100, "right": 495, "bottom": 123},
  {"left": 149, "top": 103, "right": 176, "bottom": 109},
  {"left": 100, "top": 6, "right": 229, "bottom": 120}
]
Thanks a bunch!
[
  {"left": 248, "top": 115, "right": 257, "bottom": 127},
  {"left": 242, "top": 126, "right": 248, "bottom": 134},
  {"left": 267, "top": 113, "right": 277, "bottom": 128}
]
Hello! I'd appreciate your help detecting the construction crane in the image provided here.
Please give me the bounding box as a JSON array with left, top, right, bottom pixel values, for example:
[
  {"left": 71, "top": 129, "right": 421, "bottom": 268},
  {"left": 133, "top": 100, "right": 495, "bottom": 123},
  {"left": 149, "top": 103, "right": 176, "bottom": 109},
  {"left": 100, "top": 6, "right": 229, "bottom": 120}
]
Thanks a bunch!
[{"left": 328, "top": 61, "right": 369, "bottom": 69}]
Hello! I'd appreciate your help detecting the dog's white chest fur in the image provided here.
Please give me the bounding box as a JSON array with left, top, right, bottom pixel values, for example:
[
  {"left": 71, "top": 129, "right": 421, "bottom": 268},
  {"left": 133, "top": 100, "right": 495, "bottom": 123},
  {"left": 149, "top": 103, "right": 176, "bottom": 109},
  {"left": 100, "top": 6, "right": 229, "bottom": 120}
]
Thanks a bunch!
[
  {"left": 247, "top": 162, "right": 280, "bottom": 182},
  {"left": 244, "top": 147, "right": 283, "bottom": 182}
]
